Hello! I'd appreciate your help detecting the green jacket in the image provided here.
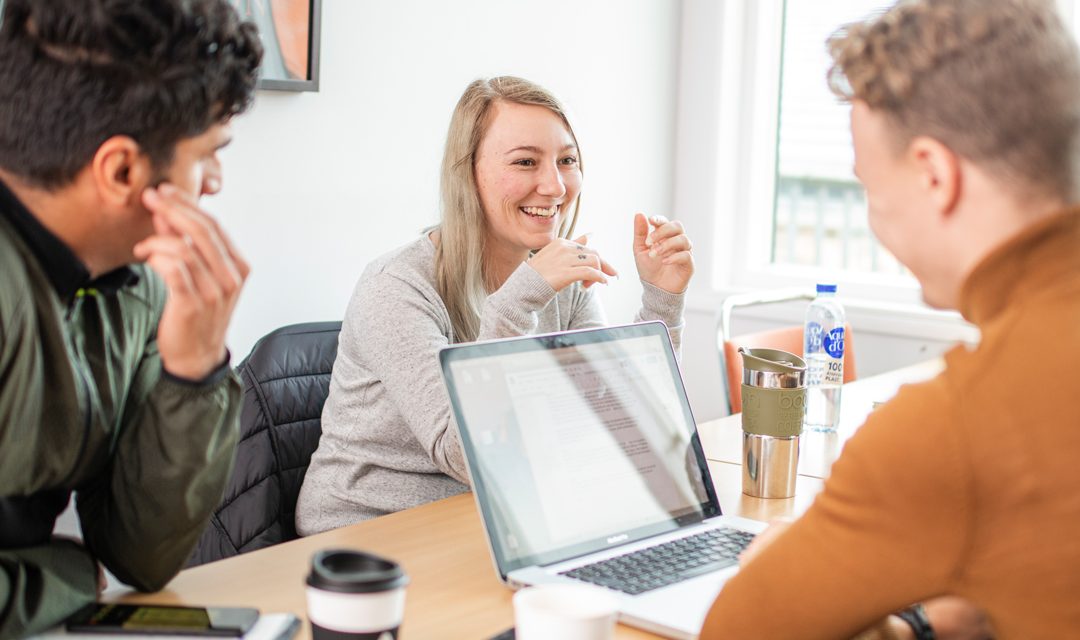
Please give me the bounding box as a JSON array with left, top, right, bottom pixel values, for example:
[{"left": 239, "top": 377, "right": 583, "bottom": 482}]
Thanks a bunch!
[{"left": 0, "top": 181, "right": 242, "bottom": 638}]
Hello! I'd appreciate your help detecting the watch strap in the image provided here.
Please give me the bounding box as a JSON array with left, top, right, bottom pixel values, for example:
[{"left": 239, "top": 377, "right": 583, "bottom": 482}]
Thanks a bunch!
[{"left": 895, "top": 603, "right": 937, "bottom": 640}]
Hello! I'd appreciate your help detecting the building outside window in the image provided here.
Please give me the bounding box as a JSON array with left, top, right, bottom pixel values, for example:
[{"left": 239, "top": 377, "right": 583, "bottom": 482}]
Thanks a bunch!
[{"left": 771, "top": 0, "right": 901, "bottom": 275}]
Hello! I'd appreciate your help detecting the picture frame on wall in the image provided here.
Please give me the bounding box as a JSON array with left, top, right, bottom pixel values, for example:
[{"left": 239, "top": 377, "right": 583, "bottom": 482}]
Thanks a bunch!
[{"left": 227, "top": 0, "right": 323, "bottom": 92}]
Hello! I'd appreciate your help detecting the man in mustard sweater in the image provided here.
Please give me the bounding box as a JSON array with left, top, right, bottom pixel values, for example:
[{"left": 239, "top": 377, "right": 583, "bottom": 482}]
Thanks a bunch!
[
  {"left": 703, "top": 0, "right": 1080, "bottom": 638},
  {"left": 0, "top": 0, "right": 261, "bottom": 636}
]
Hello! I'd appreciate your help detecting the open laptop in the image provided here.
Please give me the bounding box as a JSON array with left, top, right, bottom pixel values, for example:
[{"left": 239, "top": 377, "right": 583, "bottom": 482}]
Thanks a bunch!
[{"left": 439, "top": 321, "right": 766, "bottom": 639}]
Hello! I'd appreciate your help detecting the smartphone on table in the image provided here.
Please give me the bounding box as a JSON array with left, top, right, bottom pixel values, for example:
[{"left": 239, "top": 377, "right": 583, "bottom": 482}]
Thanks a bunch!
[{"left": 65, "top": 603, "right": 259, "bottom": 637}]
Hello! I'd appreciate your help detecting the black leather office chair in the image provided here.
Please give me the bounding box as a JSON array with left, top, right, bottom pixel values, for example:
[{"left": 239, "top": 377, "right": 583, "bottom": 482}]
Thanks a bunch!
[{"left": 187, "top": 321, "right": 341, "bottom": 566}]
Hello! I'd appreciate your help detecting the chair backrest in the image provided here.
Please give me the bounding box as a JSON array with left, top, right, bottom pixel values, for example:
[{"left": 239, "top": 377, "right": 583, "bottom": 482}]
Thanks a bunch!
[
  {"left": 187, "top": 321, "right": 341, "bottom": 567},
  {"left": 723, "top": 323, "right": 857, "bottom": 413}
]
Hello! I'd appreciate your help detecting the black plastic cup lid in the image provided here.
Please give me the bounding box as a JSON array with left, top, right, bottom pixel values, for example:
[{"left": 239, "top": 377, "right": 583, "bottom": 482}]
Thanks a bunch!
[{"left": 307, "top": 549, "right": 409, "bottom": 594}]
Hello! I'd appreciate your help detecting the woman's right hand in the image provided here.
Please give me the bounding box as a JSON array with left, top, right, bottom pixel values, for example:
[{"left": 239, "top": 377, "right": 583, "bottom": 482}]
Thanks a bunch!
[{"left": 528, "top": 234, "right": 618, "bottom": 292}]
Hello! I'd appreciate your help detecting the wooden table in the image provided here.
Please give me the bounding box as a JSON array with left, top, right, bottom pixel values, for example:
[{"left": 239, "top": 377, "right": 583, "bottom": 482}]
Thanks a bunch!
[
  {"left": 697, "top": 359, "right": 943, "bottom": 478},
  {"left": 114, "top": 462, "right": 823, "bottom": 639},
  {"left": 115, "top": 361, "right": 940, "bottom": 639}
]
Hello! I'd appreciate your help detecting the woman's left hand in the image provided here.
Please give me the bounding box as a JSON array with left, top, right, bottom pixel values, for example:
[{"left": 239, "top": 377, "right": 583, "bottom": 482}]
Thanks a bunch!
[{"left": 633, "top": 213, "right": 694, "bottom": 294}]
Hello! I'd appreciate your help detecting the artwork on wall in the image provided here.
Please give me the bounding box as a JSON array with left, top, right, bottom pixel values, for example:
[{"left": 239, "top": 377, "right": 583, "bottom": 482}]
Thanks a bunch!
[{"left": 227, "top": 0, "right": 323, "bottom": 92}]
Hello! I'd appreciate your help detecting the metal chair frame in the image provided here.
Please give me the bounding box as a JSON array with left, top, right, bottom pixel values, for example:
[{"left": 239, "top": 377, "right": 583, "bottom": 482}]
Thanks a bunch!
[{"left": 715, "top": 288, "right": 859, "bottom": 415}]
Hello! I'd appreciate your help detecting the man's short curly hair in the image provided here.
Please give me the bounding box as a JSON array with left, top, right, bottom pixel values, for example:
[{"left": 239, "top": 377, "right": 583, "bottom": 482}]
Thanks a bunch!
[
  {"left": 0, "top": 0, "right": 263, "bottom": 189},
  {"left": 828, "top": 0, "right": 1080, "bottom": 200}
]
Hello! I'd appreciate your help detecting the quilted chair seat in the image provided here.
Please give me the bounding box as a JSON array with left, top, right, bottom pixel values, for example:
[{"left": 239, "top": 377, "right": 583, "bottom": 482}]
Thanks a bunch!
[{"left": 187, "top": 322, "right": 341, "bottom": 566}]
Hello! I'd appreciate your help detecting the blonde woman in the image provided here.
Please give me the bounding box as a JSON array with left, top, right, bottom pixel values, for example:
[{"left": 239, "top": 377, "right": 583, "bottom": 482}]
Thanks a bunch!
[{"left": 296, "top": 76, "right": 694, "bottom": 534}]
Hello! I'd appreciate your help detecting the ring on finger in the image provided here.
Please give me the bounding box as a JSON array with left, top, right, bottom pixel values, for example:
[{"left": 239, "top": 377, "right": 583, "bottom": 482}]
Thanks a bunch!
[
  {"left": 182, "top": 234, "right": 194, "bottom": 249},
  {"left": 578, "top": 254, "right": 588, "bottom": 260}
]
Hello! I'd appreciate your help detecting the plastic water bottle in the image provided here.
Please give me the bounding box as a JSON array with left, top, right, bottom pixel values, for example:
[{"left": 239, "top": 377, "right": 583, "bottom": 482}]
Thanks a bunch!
[{"left": 804, "top": 284, "right": 845, "bottom": 432}]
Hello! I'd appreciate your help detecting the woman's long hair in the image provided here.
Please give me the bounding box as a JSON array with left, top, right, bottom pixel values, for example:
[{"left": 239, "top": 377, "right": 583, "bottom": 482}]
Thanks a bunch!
[{"left": 437, "top": 76, "right": 582, "bottom": 342}]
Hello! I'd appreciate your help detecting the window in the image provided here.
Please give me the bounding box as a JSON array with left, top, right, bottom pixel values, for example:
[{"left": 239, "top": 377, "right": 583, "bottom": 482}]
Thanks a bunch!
[
  {"left": 679, "top": 0, "right": 1080, "bottom": 305},
  {"left": 772, "top": 0, "right": 901, "bottom": 275},
  {"left": 677, "top": 0, "right": 922, "bottom": 307}
]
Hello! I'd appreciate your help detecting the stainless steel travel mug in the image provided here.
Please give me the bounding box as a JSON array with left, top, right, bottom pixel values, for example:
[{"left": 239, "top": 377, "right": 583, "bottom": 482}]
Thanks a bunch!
[{"left": 739, "top": 347, "right": 807, "bottom": 499}]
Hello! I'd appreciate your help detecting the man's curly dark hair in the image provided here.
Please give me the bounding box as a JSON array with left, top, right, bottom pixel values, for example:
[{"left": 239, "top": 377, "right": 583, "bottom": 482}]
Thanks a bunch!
[{"left": 0, "top": 0, "right": 263, "bottom": 190}]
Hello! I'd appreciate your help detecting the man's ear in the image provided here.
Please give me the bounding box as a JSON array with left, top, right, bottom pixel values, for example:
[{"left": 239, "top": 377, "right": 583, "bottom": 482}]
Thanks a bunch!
[
  {"left": 909, "top": 135, "right": 961, "bottom": 217},
  {"left": 90, "top": 135, "right": 153, "bottom": 209}
]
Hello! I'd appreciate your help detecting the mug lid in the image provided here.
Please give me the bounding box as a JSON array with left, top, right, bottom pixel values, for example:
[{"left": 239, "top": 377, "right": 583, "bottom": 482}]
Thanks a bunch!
[
  {"left": 738, "top": 347, "right": 806, "bottom": 374},
  {"left": 307, "top": 549, "right": 409, "bottom": 594},
  {"left": 739, "top": 347, "right": 806, "bottom": 388}
]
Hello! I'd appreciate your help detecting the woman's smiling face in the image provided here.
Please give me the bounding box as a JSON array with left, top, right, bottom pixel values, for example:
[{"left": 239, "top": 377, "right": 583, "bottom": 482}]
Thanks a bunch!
[{"left": 474, "top": 100, "right": 581, "bottom": 259}]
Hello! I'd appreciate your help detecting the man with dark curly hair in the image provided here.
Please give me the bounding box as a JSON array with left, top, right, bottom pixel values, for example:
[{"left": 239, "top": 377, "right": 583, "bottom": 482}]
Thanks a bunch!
[
  {"left": 0, "top": 0, "right": 262, "bottom": 635},
  {"left": 704, "top": 0, "right": 1080, "bottom": 638}
]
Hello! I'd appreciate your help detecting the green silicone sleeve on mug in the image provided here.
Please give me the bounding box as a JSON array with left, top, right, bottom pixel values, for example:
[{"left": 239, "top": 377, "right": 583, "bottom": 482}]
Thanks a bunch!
[{"left": 741, "top": 385, "right": 805, "bottom": 437}]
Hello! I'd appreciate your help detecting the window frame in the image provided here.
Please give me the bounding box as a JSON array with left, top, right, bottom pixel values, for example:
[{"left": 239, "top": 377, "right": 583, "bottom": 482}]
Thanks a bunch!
[
  {"left": 675, "top": 0, "right": 1080, "bottom": 313},
  {"left": 683, "top": 0, "right": 924, "bottom": 307}
]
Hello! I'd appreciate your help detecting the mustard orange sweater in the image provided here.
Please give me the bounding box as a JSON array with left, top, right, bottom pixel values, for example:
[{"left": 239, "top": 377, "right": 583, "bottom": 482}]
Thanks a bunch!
[{"left": 702, "top": 210, "right": 1080, "bottom": 639}]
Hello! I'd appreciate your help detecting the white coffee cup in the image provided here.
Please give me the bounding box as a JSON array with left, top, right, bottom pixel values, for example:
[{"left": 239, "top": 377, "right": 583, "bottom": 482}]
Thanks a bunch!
[
  {"left": 305, "top": 549, "right": 409, "bottom": 640},
  {"left": 513, "top": 584, "right": 618, "bottom": 640}
]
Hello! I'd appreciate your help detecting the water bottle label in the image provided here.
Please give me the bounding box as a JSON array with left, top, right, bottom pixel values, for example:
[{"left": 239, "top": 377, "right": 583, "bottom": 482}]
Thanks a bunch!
[
  {"left": 805, "top": 321, "right": 823, "bottom": 353},
  {"left": 823, "top": 356, "right": 843, "bottom": 385},
  {"left": 824, "top": 327, "right": 845, "bottom": 359}
]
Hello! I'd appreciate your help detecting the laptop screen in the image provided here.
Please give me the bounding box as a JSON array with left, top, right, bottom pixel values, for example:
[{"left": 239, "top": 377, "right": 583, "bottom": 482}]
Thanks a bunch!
[{"left": 440, "top": 322, "right": 721, "bottom": 576}]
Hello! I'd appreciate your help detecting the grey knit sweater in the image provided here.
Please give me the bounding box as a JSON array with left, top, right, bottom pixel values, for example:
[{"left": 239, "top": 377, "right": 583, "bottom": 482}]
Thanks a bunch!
[{"left": 295, "top": 234, "right": 686, "bottom": 535}]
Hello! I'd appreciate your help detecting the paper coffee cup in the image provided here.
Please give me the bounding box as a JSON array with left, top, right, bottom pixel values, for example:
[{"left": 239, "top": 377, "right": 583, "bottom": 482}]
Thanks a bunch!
[
  {"left": 306, "top": 549, "right": 409, "bottom": 640},
  {"left": 513, "top": 584, "right": 618, "bottom": 640}
]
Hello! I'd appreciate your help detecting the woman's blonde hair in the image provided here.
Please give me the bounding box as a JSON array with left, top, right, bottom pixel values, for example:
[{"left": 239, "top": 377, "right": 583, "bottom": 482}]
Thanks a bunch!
[
  {"left": 436, "top": 76, "right": 582, "bottom": 343},
  {"left": 827, "top": 0, "right": 1080, "bottom": 201}
]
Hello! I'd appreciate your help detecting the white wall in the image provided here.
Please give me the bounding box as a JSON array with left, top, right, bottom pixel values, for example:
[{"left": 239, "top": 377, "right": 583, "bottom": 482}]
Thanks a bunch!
[{"left": 211, "top": 0, "right": 682, "bottom": 359}]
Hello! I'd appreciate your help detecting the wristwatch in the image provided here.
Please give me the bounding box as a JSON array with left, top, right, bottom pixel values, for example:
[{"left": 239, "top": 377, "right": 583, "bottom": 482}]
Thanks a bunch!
[{"left": 896, "top": 603, "right": 937, "bottom": 640}]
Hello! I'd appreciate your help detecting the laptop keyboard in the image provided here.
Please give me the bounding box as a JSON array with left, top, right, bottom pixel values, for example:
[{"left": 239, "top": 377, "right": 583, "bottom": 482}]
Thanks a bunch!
[{"left": 560, "top": 527, "right": 755, "bottom": 595}]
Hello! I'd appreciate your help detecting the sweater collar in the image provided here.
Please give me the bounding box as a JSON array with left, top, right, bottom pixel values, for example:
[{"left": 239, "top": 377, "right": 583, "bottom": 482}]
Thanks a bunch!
[
  {"left": 0, "top": 178, "right": 137, "bottom": 300},
  {"left": 959, "top": 207, "right": 1080, "bottom": 326}
]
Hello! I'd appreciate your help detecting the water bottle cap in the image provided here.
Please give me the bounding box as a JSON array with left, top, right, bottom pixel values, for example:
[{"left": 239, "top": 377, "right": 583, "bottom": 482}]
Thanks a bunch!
[{"left": 816, "top": 284, "right": 837, "bottom": 294}]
